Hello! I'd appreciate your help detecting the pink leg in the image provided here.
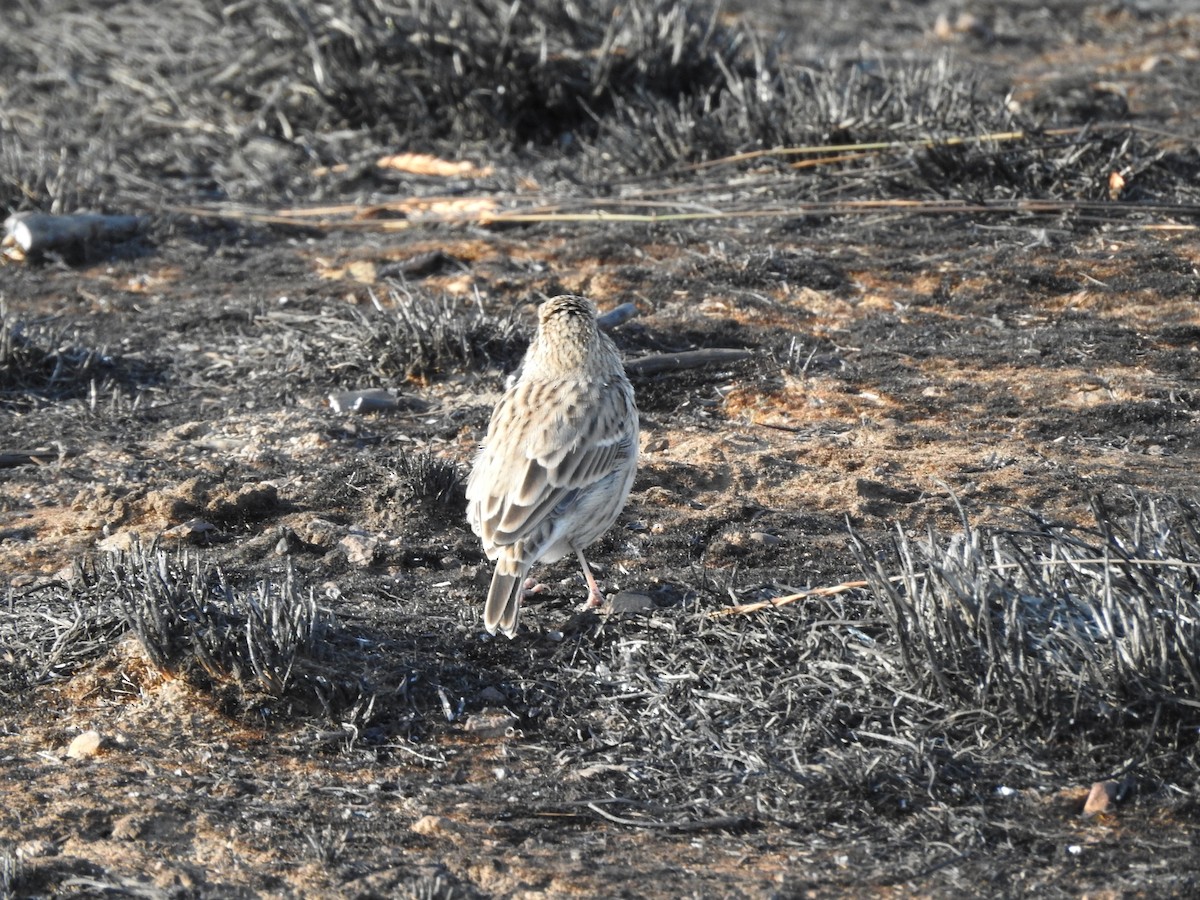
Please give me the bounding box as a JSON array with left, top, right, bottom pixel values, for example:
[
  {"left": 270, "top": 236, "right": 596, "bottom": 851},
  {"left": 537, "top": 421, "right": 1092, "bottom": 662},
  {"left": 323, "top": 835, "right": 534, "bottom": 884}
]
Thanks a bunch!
[
  {"left": 523, "top": 576, "right": 547, "bottom": 595},
  {"left": 574, "top": 547, "right": 606, "bottom": 609}
]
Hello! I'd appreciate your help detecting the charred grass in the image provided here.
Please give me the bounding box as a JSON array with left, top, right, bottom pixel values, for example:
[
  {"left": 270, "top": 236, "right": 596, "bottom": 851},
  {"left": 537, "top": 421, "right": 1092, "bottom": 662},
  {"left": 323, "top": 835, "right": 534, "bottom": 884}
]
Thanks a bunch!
[{"left": 2, "top": 0, "right": 1200, "bottom": 896}]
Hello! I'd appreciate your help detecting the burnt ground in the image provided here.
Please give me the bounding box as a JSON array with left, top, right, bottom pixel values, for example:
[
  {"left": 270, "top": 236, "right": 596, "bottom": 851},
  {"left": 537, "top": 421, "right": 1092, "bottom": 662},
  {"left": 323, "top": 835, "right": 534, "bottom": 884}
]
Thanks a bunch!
[{"left": 2, "top": 1, "right": 1200, "bottom": 897}]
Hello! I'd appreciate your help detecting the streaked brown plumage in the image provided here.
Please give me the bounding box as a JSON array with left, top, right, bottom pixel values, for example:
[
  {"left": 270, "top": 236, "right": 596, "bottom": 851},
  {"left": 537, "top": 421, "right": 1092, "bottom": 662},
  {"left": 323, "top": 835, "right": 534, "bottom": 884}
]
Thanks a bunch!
[{"left": 466, "top": 295, "right": 639, "bottom": 637}]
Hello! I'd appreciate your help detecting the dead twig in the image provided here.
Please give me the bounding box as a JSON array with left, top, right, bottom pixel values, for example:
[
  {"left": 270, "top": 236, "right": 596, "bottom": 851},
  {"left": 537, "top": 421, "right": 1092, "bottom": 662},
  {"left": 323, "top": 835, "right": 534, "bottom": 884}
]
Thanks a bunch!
[
  {"left": 715, "top": 556, "right": 1200, "bottom": 617},
  {"left": 625, "top": 348, "right": 753, "bottom": 376},
  {"left": 584, "top": 802, "right": 753, "bottom": 833},
  {"left": 713, "top": 580, "right": 871, "bottom": 616},
  {"left": 4, "top": 212, "right": 144, "bottom": 255},
  {"left": 0, "top": 448, "right": 71, "bottom": 468}
]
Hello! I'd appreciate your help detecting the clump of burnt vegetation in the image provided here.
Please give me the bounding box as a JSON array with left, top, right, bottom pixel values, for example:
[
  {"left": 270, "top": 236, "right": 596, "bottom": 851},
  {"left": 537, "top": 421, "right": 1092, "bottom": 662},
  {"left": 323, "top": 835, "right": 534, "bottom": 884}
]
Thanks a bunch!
[
  {"left": 392, "top": 448, "right": 465, "bottom": 509},
  {"left": 5, "top": 0, "right": 1199, "bottom": 216},
  {"left": 105, "top": 542, "right": 321, "bottom": 691},
  {"left": 0, "top": 572, "right": 127, "bottom": 701},
  {"left": 0, "top": 0, "right": 739, "bottom": 208},
  {"left": 0, "top": 843, "right": 20, "bottom": 900},
  {"left": 355, "top": 285, "right": 525, "bottom": 380},
  {"left": 105, "top": 543, "right": 348, "bottom": 710},
  {"left": 0, "top": 304, "right": 124, "bottom": 409},
  {"left": 854, "top": 496, "right": 1200, "bottom": 731},
  {"left": 514, "top": 496, "right": 1200, "bottom": 835},
  {"left": 5, "top": 539, "right": 487, "bottom": 735},
  {"left": 8, "top": 496, "right": 1196, "bottom": 831}
]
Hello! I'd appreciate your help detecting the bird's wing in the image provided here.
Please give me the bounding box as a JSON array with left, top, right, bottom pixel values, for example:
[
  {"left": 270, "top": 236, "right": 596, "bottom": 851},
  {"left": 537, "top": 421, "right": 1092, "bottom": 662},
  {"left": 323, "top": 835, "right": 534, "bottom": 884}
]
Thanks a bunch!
[{"left": 467, "top": 377, "right": 636, "bottom": 550}]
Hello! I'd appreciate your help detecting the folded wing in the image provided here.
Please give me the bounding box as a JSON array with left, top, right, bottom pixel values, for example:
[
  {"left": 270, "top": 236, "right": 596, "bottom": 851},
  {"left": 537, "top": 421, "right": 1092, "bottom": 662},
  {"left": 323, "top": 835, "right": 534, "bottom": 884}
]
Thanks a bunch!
[{"left": 467, "top": 378, "right": 636, "bottom": 552}]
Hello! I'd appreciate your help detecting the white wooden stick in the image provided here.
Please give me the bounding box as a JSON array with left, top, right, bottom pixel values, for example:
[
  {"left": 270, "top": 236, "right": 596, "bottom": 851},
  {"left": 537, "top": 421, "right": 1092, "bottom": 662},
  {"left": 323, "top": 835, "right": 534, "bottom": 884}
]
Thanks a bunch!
[{"left": 4, "top": 212, "right": 144, "bottom": 254}]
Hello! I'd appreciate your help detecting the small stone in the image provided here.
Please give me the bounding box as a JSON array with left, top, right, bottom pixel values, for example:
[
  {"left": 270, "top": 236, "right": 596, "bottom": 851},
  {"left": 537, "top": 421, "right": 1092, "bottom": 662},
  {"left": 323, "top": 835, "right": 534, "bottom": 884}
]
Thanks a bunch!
[
  {"left": 161, "top": 518, "right": 217, "bottom": 542},
  {"left": 303, "top": 518, "right": 341, "bottom": 547},
  {"left": 464, "top": 708, "right": 519, "bottom": 738},
  {"left": 411, "top": 815, "right": 455, "bottom": 837},
  {"left": 606, "top": 591, "right": 654, "bottom": 614},
  {"left": 340, "top": 532, "right": 379, "bottom": 567},
  {"left": 477, "top": 686, "right": 507, "bottom": 704},
  {"left": 66, "top": 730, "right": 103, "bottom": 759},
  {"left": 749, "top": 531, "right": 781, "bottom": 546},
  {"left": 1083, "top": 780, "right": 1119, "bottom": 816},
  {"left": 855, "top": 478, "right": 922, "bottom": 505},
  {"left": 96, "top": 531, "right": 137, "bottom": 553},
  {"left": 596, "top": 302, "right": 639, "bottom": 330},
  {"left": 112, "top": 813, "right": 146, "bottom": 840},
  {"left": 329, "top": 388, "right": 400, "bottom": 414}
]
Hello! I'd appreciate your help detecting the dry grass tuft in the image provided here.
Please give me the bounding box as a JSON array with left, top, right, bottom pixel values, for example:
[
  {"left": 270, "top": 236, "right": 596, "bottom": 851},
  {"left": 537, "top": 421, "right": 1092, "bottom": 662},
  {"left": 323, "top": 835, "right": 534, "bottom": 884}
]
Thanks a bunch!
[
  {"left": 109, "top": 543, "right": 330, "bottom": 699},
  {"left": 1, "top": 304, "right": 117, "bottom": 409},
  {"left": 853, "top": 496, "right": 1200, "bottom": 732},
  {"left": 358, "top": 286, "right": 525, "bottom": 380},
  {"left": 392, "top": 449, "right": 467, "bottom": 509},
  {"left": 0, "top": 843, "right": 21, "bottom": 900}
]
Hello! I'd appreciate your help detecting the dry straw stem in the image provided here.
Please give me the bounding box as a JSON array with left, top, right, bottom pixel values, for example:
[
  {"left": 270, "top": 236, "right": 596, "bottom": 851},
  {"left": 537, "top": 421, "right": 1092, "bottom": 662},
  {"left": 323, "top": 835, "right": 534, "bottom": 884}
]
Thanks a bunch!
[
  {"left": 717, "top": 556, "right": 1200, "bottom": 617},
  {"left": 684, "top": 126, "right": 1083, "bottom": 169},
  {"left": 170, "top": 195, "right": 1200, "bottom": 232},
  {"left": 165, "top": 125, "right": 1200, "bottom": 232},
  {"left": 713, "top": 580, "right": 870, "bottom": 616}
]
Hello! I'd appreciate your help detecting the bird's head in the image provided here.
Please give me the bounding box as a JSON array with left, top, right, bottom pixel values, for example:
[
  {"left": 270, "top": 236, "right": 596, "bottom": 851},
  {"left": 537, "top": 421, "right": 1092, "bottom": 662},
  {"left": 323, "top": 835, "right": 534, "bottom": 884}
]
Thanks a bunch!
[
  {"left": 538, "top": 294, "right": 596, "bottom": 328},
  {"left": 527, "top": 295, "right": 605, "bottom": 374}
]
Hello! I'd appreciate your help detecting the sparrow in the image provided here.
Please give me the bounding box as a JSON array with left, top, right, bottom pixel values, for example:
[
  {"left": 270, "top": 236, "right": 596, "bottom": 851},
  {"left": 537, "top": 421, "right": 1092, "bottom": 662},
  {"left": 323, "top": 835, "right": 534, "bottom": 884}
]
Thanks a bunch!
[{"left": 466, "top": 295, "right": 639, "bottom": 637}]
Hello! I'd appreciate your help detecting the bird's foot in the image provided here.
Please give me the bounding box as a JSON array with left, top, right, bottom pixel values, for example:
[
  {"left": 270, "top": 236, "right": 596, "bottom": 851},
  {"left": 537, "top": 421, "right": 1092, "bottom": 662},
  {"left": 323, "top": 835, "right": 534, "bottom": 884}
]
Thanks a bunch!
[{"left": 577, "top": 586, "right": 607, "bottom": 611}]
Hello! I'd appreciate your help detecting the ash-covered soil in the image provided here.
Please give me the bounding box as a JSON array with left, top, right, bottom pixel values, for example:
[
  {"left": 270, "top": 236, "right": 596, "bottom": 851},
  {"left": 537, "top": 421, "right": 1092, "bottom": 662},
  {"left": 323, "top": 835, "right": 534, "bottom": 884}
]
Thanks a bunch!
[{"left": 2, "top": 1, "right": 1199, "bottom": 897}]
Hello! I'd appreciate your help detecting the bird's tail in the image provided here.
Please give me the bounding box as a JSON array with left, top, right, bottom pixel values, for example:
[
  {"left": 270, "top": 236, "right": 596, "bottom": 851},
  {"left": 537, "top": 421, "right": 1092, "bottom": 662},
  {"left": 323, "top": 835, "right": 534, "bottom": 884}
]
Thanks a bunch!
[{"left": 483, "top": 567, "right": 526, "bottom": 638}]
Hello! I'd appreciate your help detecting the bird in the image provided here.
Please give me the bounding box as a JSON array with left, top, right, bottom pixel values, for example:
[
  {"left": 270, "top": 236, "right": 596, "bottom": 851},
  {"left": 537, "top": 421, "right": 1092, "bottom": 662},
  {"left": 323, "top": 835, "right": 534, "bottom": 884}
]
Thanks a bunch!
[{"left": 466, "top": 295, "right": 639, "bottom": 638}]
